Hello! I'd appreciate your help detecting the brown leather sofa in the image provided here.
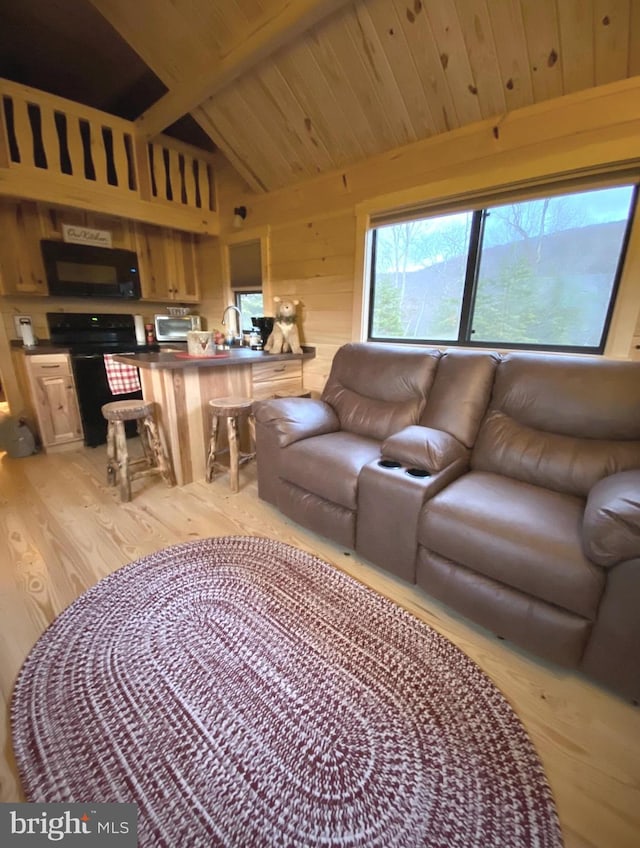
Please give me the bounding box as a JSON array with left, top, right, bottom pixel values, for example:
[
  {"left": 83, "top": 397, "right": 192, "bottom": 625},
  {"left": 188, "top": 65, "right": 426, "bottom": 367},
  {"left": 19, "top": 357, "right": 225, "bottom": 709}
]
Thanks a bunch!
[{"left": 254, "top": 343, "right": 640, "bottom": 701}]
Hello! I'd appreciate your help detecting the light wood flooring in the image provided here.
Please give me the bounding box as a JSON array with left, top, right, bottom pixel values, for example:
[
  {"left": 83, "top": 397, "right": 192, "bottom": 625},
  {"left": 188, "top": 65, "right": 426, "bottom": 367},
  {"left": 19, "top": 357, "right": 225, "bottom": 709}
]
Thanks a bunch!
[{"left": 1, "top": 443, "right": 639, "bottom": 848}]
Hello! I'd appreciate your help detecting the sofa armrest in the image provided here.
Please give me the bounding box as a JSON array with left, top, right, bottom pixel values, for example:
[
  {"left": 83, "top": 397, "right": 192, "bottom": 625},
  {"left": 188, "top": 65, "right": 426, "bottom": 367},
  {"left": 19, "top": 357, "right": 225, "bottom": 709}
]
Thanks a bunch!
[
  {"left": 582, "top": 469, "right": 640, "bottom": 567},
  {"left": 381, "top": 425, "right": 469, "bottom": 473},
  {"left": 253, "top": 397, "right": 340, "bottom": 448}
]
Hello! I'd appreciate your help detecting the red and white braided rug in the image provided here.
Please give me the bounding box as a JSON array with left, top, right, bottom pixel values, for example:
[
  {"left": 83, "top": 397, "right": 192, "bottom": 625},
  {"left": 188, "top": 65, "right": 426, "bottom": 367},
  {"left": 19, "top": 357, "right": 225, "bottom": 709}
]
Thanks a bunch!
[{"left": 12, "top": 536, "right": 563, "bottom": 847}]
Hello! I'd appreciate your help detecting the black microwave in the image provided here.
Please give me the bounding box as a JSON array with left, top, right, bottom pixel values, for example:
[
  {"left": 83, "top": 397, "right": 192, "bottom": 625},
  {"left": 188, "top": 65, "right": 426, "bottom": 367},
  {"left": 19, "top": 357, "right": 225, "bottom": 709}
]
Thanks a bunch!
[{"left": 41, "top": 239, "right": 141, "bottom": 299}]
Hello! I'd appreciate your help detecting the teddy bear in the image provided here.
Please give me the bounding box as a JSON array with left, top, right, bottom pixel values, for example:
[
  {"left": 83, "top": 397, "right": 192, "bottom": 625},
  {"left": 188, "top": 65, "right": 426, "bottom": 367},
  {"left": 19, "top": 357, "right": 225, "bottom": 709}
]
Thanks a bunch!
[{"left": 264, "top": 297, "right": 303, "bottom": 354}]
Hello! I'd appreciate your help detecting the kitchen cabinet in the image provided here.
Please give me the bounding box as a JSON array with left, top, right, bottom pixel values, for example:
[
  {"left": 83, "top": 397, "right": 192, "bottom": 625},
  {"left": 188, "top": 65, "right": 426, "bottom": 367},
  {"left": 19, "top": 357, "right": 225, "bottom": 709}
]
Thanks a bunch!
[
  {"left": 251, "top": 360, "right": 303, "bottom": 400},
  {"left": 0, "top": 201, "right": 47, "bottom": 295},
  {"left": 135, "top": 225, "right": 200, "bottom": 302},
  {"left": 26, "top": 354, "right": 83, "bottom": 451}
]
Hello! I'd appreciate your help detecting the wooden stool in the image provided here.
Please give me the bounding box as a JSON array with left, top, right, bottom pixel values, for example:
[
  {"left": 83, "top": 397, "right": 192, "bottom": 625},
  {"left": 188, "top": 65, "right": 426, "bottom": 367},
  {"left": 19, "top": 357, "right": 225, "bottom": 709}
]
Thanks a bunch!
[
  {"left": 206, "top": 396, "right": 256, "bottom": 493},
  {"left": 101, "top": 399, "right": 173, "bottom": 502}
]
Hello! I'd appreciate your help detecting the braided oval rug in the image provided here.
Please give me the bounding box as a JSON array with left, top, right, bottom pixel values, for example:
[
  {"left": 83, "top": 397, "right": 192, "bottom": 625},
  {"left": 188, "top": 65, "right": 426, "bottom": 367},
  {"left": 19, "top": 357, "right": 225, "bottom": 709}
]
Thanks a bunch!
[{"left": 12, "top": 536, "right": 563, "bottom": 848}]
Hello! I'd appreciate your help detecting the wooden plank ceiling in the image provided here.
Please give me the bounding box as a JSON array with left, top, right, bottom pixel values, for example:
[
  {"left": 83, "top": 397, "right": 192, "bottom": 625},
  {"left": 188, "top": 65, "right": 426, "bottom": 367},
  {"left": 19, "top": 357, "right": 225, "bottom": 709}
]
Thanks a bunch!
[{"left": 10, "top": 0, "right": 640, "bottom": 193}]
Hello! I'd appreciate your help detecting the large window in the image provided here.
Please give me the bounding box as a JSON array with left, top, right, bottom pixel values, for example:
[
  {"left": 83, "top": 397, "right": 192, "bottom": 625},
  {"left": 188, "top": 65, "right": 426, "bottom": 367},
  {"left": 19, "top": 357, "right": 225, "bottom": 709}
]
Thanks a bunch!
[{"left": 368, "top": 184, "right": 637, "bottom": 352}]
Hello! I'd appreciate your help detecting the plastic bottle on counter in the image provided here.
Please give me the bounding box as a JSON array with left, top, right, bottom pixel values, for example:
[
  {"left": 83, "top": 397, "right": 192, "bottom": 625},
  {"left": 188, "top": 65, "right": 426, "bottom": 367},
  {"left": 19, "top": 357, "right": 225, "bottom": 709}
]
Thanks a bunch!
[{"left": 145, "top": 323, "right": 155, "bottom": 344}]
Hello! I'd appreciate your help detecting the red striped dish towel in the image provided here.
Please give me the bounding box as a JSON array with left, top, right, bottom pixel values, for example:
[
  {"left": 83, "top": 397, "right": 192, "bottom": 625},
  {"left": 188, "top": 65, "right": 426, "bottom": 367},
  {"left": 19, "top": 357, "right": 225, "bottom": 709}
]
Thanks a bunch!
[{"left": 103, "top": 354, "right": 141, "bottom": 395}]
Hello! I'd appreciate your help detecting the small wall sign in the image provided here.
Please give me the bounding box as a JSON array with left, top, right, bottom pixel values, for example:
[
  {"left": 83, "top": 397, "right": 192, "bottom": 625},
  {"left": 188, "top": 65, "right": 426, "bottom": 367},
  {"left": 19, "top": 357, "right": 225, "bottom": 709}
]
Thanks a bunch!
[{"left": 62, "top": 224, "right": 112, "bottom": 248}]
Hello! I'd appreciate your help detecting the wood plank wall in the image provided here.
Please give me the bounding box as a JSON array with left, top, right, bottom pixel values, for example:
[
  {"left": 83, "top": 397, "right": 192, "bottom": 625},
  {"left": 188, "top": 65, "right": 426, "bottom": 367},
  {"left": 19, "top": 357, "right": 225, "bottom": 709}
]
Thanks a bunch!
[
  {"left": 215, "top": 76, "right": 640, "bottom": 377},
  {"left": 3, "top": 77, "right": 640, "bottom": 411}
]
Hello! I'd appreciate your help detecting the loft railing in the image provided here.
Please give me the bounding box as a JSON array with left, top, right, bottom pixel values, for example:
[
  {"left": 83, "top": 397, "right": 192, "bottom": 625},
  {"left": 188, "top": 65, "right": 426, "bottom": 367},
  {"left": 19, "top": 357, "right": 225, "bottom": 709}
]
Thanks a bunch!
[{"left": 0, "top": 78, "right": 218, "bottom": 234}]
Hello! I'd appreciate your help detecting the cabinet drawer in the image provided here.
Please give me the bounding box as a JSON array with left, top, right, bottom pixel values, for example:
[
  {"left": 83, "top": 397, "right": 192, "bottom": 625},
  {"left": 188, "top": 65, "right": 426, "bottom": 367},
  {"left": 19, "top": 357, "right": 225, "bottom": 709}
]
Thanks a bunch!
[
  {"left": 28, "top": 354, "right": 72, "bottom": 378},
  {"left": 252, "top": 360, "right": 301, "bottom": 384}
]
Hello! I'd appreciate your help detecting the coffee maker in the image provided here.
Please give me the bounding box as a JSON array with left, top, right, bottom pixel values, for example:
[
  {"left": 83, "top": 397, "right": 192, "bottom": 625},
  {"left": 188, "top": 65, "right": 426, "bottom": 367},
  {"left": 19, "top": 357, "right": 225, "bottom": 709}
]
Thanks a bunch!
[{"left": 251, "top": 317, "right": 274, "bottom": 348}]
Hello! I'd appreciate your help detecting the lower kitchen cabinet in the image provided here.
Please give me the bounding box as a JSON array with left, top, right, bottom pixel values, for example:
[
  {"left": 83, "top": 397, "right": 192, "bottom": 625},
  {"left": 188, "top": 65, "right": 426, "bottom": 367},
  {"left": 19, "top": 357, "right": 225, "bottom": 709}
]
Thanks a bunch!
[
  {"left": 26, "top": 354, "right": 84, "bottom": 451},
  {"left": 251, "top": 360, "right": 303, "bottom": 400}
]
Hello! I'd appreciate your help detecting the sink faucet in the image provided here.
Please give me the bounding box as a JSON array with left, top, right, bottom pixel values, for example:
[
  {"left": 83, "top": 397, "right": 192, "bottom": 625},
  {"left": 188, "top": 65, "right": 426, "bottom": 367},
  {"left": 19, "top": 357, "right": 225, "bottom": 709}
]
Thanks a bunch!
[{"left": 221, "top": 305, "right": 242, "bottom": 345}]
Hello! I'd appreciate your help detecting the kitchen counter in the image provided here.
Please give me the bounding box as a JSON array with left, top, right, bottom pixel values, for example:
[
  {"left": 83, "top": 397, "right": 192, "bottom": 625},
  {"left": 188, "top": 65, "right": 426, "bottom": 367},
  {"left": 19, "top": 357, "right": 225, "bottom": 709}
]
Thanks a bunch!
[
  {"left": 113, "top": 346, "right": 315, "bottom": 486},
  {"left": 113, "top": 345, "right": 315, "bottom": 370}
]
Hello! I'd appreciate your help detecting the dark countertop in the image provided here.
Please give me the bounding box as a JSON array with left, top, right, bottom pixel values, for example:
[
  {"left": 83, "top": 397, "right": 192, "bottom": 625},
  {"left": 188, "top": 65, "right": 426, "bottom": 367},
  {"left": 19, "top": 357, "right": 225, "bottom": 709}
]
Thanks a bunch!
[
  {"left": 113, "top": 345, "right": 316, "bottom": 370},
  {"left": 10, "top": 340, "right": 168, "bottom": 355}
]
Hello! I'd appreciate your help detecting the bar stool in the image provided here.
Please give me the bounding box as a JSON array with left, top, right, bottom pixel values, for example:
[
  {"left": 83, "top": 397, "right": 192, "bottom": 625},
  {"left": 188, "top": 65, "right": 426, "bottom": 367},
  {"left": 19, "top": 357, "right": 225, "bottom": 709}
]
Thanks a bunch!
[
  {"left": 206, "top": 396, "right": 256, "bottom": 493},
  {"left": 101, "top": 399, "right": 173, "bottom": 502}
]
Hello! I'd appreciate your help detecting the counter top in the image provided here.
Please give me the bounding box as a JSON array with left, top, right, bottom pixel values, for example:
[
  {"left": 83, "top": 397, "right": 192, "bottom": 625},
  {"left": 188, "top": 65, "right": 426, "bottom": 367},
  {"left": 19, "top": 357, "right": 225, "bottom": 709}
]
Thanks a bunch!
[{"left": 114, "top": 346, "right": 316, "bottom": 370}]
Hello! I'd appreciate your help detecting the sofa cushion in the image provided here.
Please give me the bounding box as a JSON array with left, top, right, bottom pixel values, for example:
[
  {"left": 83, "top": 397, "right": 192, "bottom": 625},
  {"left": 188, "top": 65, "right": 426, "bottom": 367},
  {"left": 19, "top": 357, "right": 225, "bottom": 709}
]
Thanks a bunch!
[
  {"left": 471, "top": 353, "right": 640, "bottom": 496},
  {"left": 321, "top": 343, "right": 441, "bottom": 441},
  {"left": 582, "top": 470, "right": 640, "bottom": 568},
  {"left": 382, "top": 426, "right": 468, "bottom": 472},
  {"left": 420, "top": 349, "right": 500, "bottom": 448},
  {"left": 254, "top": 398, "right": 339, "bottom": 448},
  {"left": 473, "top": 410, "right": 640, "bottom": 497},
  {"left": 418, "top": 471, "right": 605, "bottom": 619},
  {"left": 279, "top": 432, "right": 381, "bottom": 509}
]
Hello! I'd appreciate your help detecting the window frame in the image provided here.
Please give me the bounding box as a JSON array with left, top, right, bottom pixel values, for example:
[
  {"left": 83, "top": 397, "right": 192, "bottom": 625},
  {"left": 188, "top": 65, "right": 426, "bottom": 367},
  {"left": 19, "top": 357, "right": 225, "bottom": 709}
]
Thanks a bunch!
[{"left": 367, "top": 184, "right": 639, "bottom": 355}]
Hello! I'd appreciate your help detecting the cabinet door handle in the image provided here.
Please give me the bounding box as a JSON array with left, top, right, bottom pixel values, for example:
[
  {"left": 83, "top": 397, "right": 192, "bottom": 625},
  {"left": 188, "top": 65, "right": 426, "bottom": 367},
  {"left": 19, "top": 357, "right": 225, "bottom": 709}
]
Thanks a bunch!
[
  {"left": 40, "top": 364, "right": 62, "bottom": 369},
  {"left": 274, "top": 366, "right": 286, "bottom": 372}
]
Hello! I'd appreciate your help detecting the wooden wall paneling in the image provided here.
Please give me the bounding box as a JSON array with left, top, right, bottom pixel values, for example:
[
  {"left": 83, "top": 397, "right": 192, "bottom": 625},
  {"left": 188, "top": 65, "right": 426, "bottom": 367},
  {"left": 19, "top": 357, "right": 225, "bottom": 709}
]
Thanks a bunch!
[
  {"left": 557, "top": 0, "right": 595, "bottom": 94},
  {"left": 272, "top": 42, "right": 365, "bottom": 167},
  {"left": 135, "top": 224, "right": 172, "bottom": 300},
  {"left": 87, "top": 212, "right": 134, "bottom": 250},
  {"left": 594, "top": 0, "right": 632, "bottom": 85},
  {"left": 235, "top": 74, "right": 314, "bottom": 183},
  {"left": 519, "top": 0, "right": 564, "bottom": 102},
  {"left": 173, "top": 232, "right": 200, "bottom": 301},
  {"left": 604, "top": 198, "right": 640, "bottom": 359},
  {"left": 255, "top": 63, "right": 335, "bottom": 175},
  {"left": 486, "top": 0, "right": 535, "bottom": 111},
  {"left": 194, "top": 107, "right": 267, "bottom": 194},
  {"left": 199, "top": 94, "right": 288, "bottom": 192},
  {"left": 324, "top": 8, "right": 409, "bottom": 151},
  {"left": 0, "top": 201, "right": 46, "bottom": 295},
  {"left": 630, "top": 0, "right": 640, "bottom": 76},
  {"left": 89, "top": 0, "right": 211, "bottom": 87},
  {"left": 453, "top": 0, "right": 507, "bottom": 119},
  {"left": 424, "top": 0, "right": 483, "bottom": 126},
  {"left": 301, "top": 27, "right": 380, "bottom": 158},
  {"left": 391, "top": 0, "right": 458, "bottom": 134},
  {"left": 270, "top": 253, "right": 354, "bottom": 279},
  {"left": 347, "top": 3, "right": 419, "bottom": 145},
  {"left": 363, "top": 1, "right": 437, "bottom": 139}
]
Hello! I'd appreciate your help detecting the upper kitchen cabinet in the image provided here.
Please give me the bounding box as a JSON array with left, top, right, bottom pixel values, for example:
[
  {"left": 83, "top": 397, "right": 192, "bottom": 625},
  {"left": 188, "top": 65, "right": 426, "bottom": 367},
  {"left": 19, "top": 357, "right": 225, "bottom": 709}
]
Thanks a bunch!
[
  {"left": 0, "top": 201, "right": 47, "bottom": 295},
  {"left": 135, "top": 225, "right": 200, "bottom": 302}
]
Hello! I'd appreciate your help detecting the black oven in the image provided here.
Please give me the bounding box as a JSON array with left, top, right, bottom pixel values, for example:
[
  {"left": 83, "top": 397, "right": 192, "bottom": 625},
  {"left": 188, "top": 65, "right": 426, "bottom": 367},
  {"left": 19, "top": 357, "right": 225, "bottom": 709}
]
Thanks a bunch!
[
  {"left": 41, "top": 240, "right": 141, "bottom": 299},
  {"left": 47, "top": 313, "right": 156, "bottom": 446}
]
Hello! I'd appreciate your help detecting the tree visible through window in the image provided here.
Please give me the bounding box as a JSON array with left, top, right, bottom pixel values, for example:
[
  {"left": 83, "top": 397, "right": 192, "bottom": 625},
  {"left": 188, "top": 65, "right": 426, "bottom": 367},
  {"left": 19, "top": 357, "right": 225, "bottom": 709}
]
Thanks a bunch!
[
  {"left": 235, "top": 291, "right": 264, "bottom": 330},
  {"left": 369, "top": 185, "right": 636, "bottom": 352}
]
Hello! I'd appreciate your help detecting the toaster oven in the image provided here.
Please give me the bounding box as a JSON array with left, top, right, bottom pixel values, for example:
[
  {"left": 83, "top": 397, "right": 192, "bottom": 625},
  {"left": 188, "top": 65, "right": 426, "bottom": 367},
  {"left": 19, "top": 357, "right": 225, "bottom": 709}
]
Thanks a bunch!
[{"left": 154, "top": 314, "right": 201, "bottom": 342}]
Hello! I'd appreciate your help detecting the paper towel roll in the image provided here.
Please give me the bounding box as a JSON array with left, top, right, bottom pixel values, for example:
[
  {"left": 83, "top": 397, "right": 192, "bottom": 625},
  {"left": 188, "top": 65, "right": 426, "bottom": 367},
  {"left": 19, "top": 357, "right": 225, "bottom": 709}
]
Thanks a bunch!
[
  {"left": 19, "top": 318, "right": 35, "bottom": 347},
  {"left": 134, "top": 315, "right": 146, "bottom": 346}
]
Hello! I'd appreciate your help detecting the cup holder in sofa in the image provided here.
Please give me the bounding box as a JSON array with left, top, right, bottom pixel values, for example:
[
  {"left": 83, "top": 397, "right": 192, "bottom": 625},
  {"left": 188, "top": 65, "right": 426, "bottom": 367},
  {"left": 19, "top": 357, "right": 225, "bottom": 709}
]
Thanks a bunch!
[
  {"left": 378, "top": 459, "right": 402, "bottom": 469},
  {"left": 406, "top": 467, "right": 431, "bottom": 478}
]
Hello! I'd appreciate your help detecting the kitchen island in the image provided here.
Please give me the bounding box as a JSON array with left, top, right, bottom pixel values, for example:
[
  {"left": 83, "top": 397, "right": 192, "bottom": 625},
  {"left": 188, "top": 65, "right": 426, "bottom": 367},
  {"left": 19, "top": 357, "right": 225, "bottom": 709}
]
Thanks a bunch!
[{"left": 114, "top": 346, "right": 315, "bottom": 485}]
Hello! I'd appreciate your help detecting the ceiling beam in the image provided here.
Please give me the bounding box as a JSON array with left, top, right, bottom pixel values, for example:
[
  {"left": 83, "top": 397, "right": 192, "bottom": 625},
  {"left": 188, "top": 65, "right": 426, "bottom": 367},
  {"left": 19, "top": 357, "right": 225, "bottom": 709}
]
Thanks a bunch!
[{"left": 135, "top": 0, "right": 353, "bottom": 140}]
